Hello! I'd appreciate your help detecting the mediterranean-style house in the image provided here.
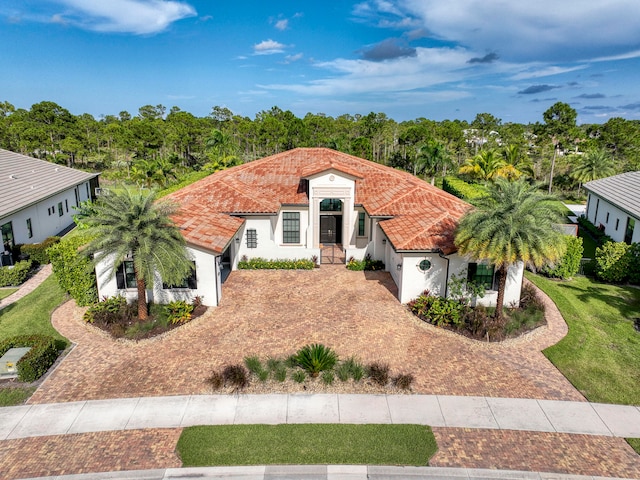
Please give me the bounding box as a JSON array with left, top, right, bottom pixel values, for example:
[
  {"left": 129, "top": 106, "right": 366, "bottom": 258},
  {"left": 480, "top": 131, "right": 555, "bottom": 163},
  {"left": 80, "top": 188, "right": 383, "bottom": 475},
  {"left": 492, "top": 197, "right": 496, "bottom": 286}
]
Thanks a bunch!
[
  {"left": 0, "top": 149, "right": 99, "bottom": 266},
  {"left": 584, "top": 171, "right": 640, "bottom": 245},
  {"left": 96, "top": 148, "right": 524, "bottom": 307}
]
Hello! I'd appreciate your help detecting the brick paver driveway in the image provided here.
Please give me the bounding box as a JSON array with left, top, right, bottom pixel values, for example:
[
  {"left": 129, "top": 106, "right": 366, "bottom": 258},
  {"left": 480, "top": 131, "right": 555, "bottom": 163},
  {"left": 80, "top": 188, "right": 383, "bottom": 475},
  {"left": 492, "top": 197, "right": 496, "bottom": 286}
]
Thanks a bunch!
[{"left": 30, "top": 267, "right": 583, "bottom": 403}]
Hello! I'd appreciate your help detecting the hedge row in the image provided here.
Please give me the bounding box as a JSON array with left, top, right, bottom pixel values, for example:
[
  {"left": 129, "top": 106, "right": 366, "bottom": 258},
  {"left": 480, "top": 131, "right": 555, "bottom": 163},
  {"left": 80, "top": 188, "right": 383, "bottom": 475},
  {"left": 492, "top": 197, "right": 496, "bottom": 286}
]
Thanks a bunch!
[
  {"left": 541, "top": 236, "right": 584, "bottom": 280},
  {"left": 442, "top": 177, "right": 487, "bottom": 203},
  {"left": 577, "top": 216, "right": 613, "bottom": 246},
  {"left": 0, "top": 260, "right": 33, "bottom": 287},
  {"left": 595, "top": 241, "right": 640, "bottom": 284},
  {"left": 238, "top": 257, "right": 315, "bottom": 270},
  {"left": 20, "top": 237, "right": 60, "bottom": 264},
  {"left": 0, "top": 335, "right": 59, "bottom": 382},
  {"left": 48, "top": 233, "right": 98, "bottom": 306}
]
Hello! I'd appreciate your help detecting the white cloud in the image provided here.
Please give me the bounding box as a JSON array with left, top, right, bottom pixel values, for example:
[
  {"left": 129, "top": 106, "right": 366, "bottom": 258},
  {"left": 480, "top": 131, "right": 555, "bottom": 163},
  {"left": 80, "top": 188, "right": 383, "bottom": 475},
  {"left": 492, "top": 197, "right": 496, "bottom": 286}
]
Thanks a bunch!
[
  {"left": 53, "top": 0, "right": 196, "bottom": 34},
  {"left": 275, "top": 19, "right": 288, "bottom": 31},
  {"left": 253, "top": 39, "right": 286, "bottom": 55},
  {"left": 510, "top": 65, "right": 588, "bottom": 81},
  {"left": 284, "top": 53, "right": 304, "bottom": 63},
  {"left": 399, "top": 0, "right": 640, "bottom": 62}
]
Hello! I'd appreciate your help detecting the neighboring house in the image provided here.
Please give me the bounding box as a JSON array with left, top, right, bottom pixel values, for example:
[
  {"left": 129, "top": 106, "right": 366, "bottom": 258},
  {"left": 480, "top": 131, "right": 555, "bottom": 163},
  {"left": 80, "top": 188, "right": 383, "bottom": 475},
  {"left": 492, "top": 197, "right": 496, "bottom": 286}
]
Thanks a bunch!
[
  {"left": 584, "top": 171, "right": 640, "bottom": 245},
  {"left": 97, "top": 148, "right": 524, "bottom": 308},
  {"left": 0, "top": 149, "right": 99, "bottom": 265}
]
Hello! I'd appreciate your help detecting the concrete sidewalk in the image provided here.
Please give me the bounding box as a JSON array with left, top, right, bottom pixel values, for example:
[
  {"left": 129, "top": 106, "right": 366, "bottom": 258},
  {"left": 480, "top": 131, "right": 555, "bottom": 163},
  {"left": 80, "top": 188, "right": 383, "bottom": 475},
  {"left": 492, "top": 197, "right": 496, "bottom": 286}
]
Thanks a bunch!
[
  {"left": 3, "top": 394, "right": 639, "bottom": 440},
  {"left": 16, "top": 465, "right": 637, "bottom": 480}
]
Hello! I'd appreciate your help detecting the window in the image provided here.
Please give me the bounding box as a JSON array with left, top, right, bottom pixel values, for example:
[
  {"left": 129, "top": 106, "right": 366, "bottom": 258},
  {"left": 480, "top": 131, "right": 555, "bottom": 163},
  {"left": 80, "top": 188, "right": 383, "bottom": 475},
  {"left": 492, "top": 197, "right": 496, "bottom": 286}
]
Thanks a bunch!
[
  {"left": 1, "top": 221, "right": 14, "bottom": 252},
  {"left": 625, "top": 217, "right": 635, "bottom": 245},
  {"left": 65, "top": 199, "right": 69, "bottom": 213},
  {"left": 163, "top": 261, "right": 197, "bottom": 289},
  {"left": 58, "top": 202, "right": 63, "bottom": 217},
  {"left": 467, "top": 263, "right": 495, "bottom": 290},
  {"left": 358, "top": 212, "right": 365, "bottom": 236},
  {"left": 320, "top": 198, "right": 342, "bottom": 211},
  {"left": 418, "top": 259, "right": 432, "bottom": 272},
  {"left": 282, "top": 212, "right": 300, "bottom": 244},
  {"left": 606, "top": 212, "right": 610, "bottom": 223},
  {"left": 85, "top": 183, "right": 90, "bottom": 198},
  {"left": 115, "top": 261, "right": 136, "bottom": 289},
  {"left": 74, "top": 188, "right": 80, "bottom": 206},
  {"left": 616, "top": 218, "right": 620, "bottom": 230},
  {"left": 246, "top": 229, "right": 257, "bottom": 248},
  {"left": 26, "top": 218, "right": 33, "bottom": 239}
]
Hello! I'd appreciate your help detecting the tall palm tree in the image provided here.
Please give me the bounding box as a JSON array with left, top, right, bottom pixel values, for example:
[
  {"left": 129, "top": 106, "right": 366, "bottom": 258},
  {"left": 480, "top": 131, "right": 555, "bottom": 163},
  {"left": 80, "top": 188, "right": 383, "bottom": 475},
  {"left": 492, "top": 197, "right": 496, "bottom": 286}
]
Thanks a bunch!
[
  {"left": 497, "top": 144, "right": 533, "bottom": 180},
  {"left": 571, "top": 149, "right": 615, "bottom": 190},
  {"left": 80, "top": 189, "right": 194, "bottom": 320},
  {"left": 454, "top": 179, "right": 565, "bottom": 321}
]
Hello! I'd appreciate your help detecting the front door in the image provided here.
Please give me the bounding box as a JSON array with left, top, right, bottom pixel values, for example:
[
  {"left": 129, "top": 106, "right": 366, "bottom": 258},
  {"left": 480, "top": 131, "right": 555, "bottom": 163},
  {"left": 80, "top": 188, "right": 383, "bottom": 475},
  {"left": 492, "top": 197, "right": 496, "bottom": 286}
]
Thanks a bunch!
[{"left": 320, "top": 215, "right": 342, "bottom": 244}]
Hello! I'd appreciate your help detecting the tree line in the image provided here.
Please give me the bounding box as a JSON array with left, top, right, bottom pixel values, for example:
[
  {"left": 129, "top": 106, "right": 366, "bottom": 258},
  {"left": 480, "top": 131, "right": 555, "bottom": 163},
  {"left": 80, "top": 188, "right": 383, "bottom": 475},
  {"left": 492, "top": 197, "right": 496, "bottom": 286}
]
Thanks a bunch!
[{"left": 1, "top": 100, "right": 639, "bottom": 196}]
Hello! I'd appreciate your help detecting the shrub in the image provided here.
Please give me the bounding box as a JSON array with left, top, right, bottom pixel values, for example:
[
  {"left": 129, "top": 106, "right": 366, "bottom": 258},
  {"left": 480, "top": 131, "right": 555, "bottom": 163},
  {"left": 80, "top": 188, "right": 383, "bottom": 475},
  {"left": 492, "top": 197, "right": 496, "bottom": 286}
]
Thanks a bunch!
[
  {"left": 577, "top": 217, "right": 613, "bottom": 246},
  {"left": 519, "top": 283, "right": 545, "bottom": 313},
  {"left": 0, "top": 260, "right": 33, "bottom": 287},
  {"left": 393, "top": 374, "right": 414, "bottom": 390},
  {"left": 336, "top": 362, "right": 350, "bottom": 381},
  {"left": 346, "top": 254, "right": 384, "bottom": 271},
  {"left": 244, "top": 356, "right": 263, "bottom": 375},
  {"left": 368, "top": 362, "right": 390, "bottom": 386},
  {"left": 274, "top": 365, "right": 287, "bottom": 382},
  {"left": 83, "top": 296, "right": 135, "bottom": 324},
  {"left": 48, "top": 233, "right": 98, "bottom": 306},
  {"left": 206, "top": 370, "right": 223, "bottom": 390},
  {"left": 595, "top": 241, "right": 631, "bottom": 283},
  {"left": 21, "top": 237, "right": 59, "bottom": 264},
  {"left": 342, "top": 357, "right": 365, "bottom": 381},
  {"left": 166, "top": 300, "right": 194, "bottom": 324},
  {"left": 408, "top": 291, "right": 465, "bottom": 327},
  {"left": 322, "top": 371, "right": 335, "bottom": 385},
  {"left": 295, "top": 344, "right": 338, "bottom": 377},
  {"left": 292, "top": 370, "right": 306, "bottom": 383},
  {"left": 222, "top": 365, "right": 249, "bottom": 390},
  {"left": 541, "top": 236, "right": 583, "bottom": 279},
  {"left": 237, "top": 257, "right": 315, "bottom": 270},
  {"left": 627, "top": 243, "right": 640, "bottom": 285},
  {"left": 442, "top": 176, "right": 487, "bottom": 203},
  {"left": 0, "top": 335, "right": 59, "bottom": 382}
]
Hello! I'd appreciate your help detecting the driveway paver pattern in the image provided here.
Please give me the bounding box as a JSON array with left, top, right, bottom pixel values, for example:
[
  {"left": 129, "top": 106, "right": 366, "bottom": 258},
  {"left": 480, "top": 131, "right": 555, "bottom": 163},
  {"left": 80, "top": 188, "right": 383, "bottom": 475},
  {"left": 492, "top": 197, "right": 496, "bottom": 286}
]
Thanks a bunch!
[
  {"left": 0, "top": 428, "right": 181, "bottom": 480},
  {"left": 30, "top": 268, "right": 583, "bottom": 403},
  {"left": 431, "top": 428, "right": 640, "bottom": 478}
]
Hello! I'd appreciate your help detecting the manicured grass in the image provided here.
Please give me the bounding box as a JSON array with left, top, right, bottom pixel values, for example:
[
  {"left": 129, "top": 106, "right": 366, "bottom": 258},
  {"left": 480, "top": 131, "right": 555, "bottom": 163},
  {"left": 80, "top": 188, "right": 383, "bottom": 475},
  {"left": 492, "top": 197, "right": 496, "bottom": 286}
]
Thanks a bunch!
[
  {"left": 0, "top": 288, "right": 18, "bottom": 300},
  {"left": 527, "top": 273, "right": 640, "bottom": 405},
  {"left": 0, "top": 387, "right": 36, "bottom": 406},
  {"left": 627, "top": 439, "right": 640, "bottom": 455},
  {"left": 177, "top": 424, "right": 436, "bottom": 467},
  {"left": 0, "top": 275, "right": 68, "bottom": 348},
  {"left": 577, "top": 226, "right": 598, "bottom": 259}
]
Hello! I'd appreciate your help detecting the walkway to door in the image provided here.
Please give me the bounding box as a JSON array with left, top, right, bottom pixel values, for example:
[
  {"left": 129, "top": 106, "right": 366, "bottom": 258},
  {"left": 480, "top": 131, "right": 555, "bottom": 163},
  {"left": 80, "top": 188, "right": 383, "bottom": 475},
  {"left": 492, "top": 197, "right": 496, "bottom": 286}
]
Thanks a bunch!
[{"left": 320, "top": 243, "right": 345, "bottom": 264}]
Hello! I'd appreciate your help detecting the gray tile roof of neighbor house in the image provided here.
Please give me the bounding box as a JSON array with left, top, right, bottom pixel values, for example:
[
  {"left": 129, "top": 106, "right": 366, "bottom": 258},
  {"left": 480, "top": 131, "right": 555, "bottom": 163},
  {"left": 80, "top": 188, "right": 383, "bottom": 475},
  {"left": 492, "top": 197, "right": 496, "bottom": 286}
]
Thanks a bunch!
[
  {"left": 583, "top": 171, "right": 640, "bottom": 219},
  {"left": 0, "top": 149, "right": 99, "bottom": 218}
]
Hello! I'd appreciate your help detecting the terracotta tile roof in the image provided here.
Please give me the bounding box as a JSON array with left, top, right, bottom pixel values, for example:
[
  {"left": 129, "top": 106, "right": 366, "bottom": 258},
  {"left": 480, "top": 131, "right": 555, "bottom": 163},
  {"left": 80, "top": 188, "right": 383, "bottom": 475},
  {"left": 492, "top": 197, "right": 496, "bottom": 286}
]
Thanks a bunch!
[{"left": 167, "top": 148, "right": 471, "bottom": 254}]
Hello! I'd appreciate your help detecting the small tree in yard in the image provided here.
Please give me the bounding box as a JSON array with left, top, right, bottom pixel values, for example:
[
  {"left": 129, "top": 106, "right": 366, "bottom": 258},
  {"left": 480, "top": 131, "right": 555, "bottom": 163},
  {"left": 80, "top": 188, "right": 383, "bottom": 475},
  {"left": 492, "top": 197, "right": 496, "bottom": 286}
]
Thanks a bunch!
[
  {"left": 78, "top": 188, "right": 193, "bottom": 320},
  {"left": 455, "top": 178, "right": 566, "bottom": 321}
]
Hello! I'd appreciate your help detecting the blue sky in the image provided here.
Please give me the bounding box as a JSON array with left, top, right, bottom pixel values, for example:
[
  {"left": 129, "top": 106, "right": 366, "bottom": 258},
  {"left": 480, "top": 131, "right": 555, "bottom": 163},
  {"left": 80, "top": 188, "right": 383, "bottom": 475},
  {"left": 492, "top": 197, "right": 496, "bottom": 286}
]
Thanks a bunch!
[{"left": 2, "top": 1, "right": 640, "bottom": 124}]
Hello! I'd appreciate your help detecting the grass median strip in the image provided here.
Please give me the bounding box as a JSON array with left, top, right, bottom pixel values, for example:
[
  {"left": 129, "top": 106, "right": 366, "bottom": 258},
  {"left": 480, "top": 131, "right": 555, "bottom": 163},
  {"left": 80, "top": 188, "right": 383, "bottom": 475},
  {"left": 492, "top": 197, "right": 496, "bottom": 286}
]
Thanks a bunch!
[
  {"left": 177, "top": 424, "right": 436, "bottom": 467},
  {"left": 0, "top": 288, "right": 18, "bottom": 301}
]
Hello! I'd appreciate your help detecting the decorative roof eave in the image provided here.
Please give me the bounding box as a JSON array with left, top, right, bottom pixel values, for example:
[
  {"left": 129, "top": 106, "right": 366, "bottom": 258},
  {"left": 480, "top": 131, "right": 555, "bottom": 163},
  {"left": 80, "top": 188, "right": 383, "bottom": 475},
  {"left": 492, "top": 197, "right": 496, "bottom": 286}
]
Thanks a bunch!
[{"left": 301, "top": 165, "right": 363, "bottom": 180}]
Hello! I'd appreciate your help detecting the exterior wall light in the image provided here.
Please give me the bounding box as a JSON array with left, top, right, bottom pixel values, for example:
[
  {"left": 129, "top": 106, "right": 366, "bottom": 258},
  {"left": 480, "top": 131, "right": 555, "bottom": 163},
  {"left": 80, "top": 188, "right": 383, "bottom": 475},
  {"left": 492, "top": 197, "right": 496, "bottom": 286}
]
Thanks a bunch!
[
  {"left": 396, "top": 263, "right": 402, "bottom": 270},
  {"left": 382, "top": 238, "right": 386, "bottom": 244}
]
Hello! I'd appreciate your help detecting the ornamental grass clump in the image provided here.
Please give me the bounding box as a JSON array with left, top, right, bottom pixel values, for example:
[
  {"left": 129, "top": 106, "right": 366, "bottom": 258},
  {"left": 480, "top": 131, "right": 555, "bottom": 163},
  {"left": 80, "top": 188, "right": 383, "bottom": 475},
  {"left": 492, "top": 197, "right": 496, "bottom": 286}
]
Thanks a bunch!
[
  {"left": 368, "top": 362, "right": 390, "bottom": 386},
  {"left": 295, "top": 343, "right": 338, "bottom": 377},
  {"left": 222, "top": 364, "right": 249, "bottom": 390}
]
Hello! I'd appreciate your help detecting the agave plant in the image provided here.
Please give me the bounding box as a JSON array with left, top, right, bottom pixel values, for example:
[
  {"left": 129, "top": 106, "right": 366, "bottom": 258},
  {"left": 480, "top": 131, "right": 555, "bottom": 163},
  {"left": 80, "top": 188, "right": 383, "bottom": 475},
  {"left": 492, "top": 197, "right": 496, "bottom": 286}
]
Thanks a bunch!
[{"left": 295, "top": 343, "right": 338, "bottom": 377}]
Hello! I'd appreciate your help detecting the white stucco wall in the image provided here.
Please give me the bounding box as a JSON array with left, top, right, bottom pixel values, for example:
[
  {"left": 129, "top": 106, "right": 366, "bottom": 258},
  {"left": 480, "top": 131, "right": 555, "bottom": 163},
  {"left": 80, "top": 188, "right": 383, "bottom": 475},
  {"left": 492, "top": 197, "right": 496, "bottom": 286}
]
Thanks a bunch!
[
  {"left": 585, "top": 193, "right": 640, "bottom": 244},
  {"left": 398, "top": 251, "right": 524, "bottom": 308},
  {"left": 95, "top": 245, "right": 220, "bottom": 307},
  {"left": 1, "top": 181, "right": 92, "bottom": 245}
]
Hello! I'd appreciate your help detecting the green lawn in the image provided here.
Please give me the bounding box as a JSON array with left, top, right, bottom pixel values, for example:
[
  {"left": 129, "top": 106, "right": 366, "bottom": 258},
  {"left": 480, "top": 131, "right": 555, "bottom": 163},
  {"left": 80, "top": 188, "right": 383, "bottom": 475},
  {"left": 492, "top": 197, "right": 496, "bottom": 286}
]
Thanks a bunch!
[
  {"left": 527, "top": 273, "right": 640, "bottom": 405},
  {"left": 0, "top": 275, "right": 68, "bottom": 347},
  {"left": 577, "top": 226, "right": 598, "bottom": 259},
  {"left": 0, "top": 387, "right": 36, "bottom": 406},
  {"left": 177, "top": 424, "right": 437, "bottom": 467},
  {"left": 627, "top": 439, "right": 640, "bottom": 455},
  {"left": 0, "top": 288, "right": 18, "bottom": 301}
]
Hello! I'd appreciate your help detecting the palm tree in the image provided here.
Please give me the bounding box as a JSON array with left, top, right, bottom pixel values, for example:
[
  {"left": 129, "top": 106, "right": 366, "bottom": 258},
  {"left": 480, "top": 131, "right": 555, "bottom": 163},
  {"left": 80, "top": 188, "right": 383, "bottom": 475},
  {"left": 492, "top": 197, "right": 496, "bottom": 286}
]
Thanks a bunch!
[
  {"left": 454, "top": 178, "right": 565, "bottom": 321},
  {"left": 496, "top": 144, "right": 533, "bottom": 180},
  {"left": 571, "top": 149, "right": 615, "bottom": 191},
  {"left": 80, "top": 188, "right": 194, "bottom": 320},
  {"left": 458, "top": 150, "right": 505, "bottom": 182}
]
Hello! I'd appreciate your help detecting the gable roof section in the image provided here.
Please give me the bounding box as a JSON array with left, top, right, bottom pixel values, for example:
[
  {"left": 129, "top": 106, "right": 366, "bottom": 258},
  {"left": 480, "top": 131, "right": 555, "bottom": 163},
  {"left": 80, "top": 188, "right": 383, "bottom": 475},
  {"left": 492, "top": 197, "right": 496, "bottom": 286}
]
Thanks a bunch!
[
  {"left": 583, "top": 171, "right": 640, "bottom": 219},
  {"left": 0, "top": 149, "right": 99, "bottom": 218},
  {"left": 167, "top": 148, "right": 472, "bottom": 254}
]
